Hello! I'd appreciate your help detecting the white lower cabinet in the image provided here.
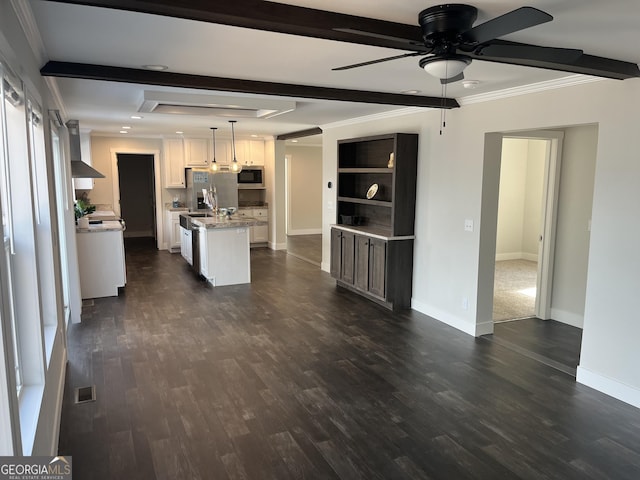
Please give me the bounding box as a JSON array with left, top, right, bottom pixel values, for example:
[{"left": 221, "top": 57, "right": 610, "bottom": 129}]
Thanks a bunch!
[
  {"left": 166, "top": 210, "right": 186, "bottom": 252},
  {"left": 76, "top": 229, "right": 126, "bottom": 299},
  {"left": 180, "top": 227, "right": 192, "bottom": 265},
  {"left": 199, "top": 227, "right": 251, "bottom": 286},
  {"left": 237, "top": 207, "right": 268, "bottom": 246}
]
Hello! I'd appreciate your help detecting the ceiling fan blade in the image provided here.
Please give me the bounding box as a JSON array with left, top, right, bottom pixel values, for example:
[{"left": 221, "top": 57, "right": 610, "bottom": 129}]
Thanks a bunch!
[
  {"left": 478, "top": 43, "right": 583, "bottom": 64},
  {"left": 467, "top": 40, "right": 640, "bottom": 80},
  {"left": 333, "top": 52, "right": 425, "bottom": 71},
  {"left": 464, "top": 7, "right": 552, "bottom": 44},
  {"left": 440, "top": 73, "right": 465, "bottom": 85}
]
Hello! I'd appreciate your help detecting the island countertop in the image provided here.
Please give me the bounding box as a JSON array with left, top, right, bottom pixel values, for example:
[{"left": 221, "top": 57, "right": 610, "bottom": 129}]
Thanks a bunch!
[
  {"left": 191, "top": 216, "right": 267, "bottom": 229},
  {"left": 76, "top": 220, "right": 125, "bottom": 233}
]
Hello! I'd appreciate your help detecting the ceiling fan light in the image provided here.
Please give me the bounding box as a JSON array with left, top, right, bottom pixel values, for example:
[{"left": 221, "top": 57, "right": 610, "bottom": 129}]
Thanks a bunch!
[{"left": 420, "top": 55, "right": 471, "bottom": 79}]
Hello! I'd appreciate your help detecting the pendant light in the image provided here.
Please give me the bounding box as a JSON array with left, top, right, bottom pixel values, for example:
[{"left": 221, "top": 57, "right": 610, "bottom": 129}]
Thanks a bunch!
[
  {"left": 209, "top": 127, "right": 218, "bottom": 173},
  {"left": 229, "top": 120, "right": 242, "bottom": 173}
]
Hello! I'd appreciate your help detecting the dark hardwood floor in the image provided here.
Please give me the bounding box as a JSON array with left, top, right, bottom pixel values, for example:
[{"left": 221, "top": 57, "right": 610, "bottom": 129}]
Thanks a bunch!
[
  {"left": 58, "top": 238, "right": 640, "bottom": 479},
  {"left": 484, "top": 317, "right": 583, "bottom": 377},
  {"left": 286, "top": 234, "right": 322, "bottom": 267}
]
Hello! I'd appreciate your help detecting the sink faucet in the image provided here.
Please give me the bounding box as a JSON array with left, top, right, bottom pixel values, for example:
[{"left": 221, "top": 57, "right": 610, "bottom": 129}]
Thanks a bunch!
[{"left": 210, "top": 186, "right": 218, "bottom": 214}]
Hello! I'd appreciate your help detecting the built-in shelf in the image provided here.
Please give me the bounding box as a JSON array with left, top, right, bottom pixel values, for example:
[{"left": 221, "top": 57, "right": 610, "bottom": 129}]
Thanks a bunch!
[
  {"left": 332, "top": 133, "right": 418, "bottom": 311},
  {"left": 338, "top": 196, "right": 392, "bottom": 207}
]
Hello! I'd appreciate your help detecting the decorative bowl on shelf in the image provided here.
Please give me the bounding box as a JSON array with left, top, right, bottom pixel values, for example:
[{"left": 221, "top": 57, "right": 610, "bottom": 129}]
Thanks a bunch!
[{"left": 366, "top": 183, "right": 379, "bottom": 200}]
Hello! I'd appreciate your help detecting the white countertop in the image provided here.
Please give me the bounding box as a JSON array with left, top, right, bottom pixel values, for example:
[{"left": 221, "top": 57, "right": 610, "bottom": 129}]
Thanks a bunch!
[
  {"left": 192, "top": 216, "right": 267, "bottom": 230},
  {"left": 77, "top": 220, "right": 124, "bottom": 233}
]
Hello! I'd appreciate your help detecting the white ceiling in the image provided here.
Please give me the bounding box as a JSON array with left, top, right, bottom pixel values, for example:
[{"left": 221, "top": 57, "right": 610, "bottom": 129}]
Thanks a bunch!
[{"left": 26, "top": 0, "right": 640, "bottom": 143}]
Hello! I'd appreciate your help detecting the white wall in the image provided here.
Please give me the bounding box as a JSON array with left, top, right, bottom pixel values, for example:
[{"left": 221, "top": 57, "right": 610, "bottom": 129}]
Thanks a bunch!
[
  {"left": 89, "top": 136, "right": 164, "bottom": 207},
  {"left": 286, "top": 145, "right": 322, "bottom": 235},
  {"left": 550, "top": 125, "right": 598, "bottom": 328},
  {"left": 322, "top": 78, "right": 640, "bottom": 408}
]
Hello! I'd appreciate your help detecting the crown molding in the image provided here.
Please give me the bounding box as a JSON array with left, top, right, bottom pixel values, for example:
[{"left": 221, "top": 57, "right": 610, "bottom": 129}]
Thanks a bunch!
[
  {"left": 10, "top": 0, "right": 48, "bottom": 65},
  {"left": 458, "top": 74, "right": 604, "bottom": 106},
  {"left": 321, "top": 106, "right": 431, "bottom": 130},
  {"left": 43, "top": 77, "right": 69, "bottom": 120}
]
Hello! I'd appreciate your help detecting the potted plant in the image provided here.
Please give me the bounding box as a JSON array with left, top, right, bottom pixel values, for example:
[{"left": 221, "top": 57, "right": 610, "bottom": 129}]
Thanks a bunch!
[{"left": 75, "top": 198, "right": 95, "bottom": 228}]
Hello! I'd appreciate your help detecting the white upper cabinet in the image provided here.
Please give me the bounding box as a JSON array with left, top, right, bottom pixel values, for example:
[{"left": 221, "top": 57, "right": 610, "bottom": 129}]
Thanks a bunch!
[
  {"left": 214, "top": 138, "right": 232, "bottom": 165},
  {"left": 163, "top": 138, "right": 185, "bottom": 188},
  {"left": 184, "top": 137, "right": 211, "bottom": 167},
  {"left": 235, "top": 139, "right": 265, "bottom": 166}
]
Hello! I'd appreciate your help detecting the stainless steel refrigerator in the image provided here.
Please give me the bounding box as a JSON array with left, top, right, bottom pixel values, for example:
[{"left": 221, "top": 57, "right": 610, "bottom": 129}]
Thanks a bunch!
[{"left": 185, "top": 168, "right": 238, "bottom": 211}]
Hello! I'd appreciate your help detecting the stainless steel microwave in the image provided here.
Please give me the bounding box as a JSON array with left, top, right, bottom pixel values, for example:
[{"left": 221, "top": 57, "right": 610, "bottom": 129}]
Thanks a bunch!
[{"left": 237, "top": 166, "right": 265, "bottom": 188}]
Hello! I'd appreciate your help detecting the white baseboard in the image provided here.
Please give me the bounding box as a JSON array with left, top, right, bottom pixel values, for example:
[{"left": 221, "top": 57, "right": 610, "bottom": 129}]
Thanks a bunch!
[
  {"left": 269, "top": 241, "right": 287, "bottom": 250},
  {"left": 495, "top": 252, "right": 538, "bottom": 262},
  {"left": 550, "top": 308, "right": 584, "bottom": 328},
  {"left": 577, "top": 366, "right": 640, "bottom": 409},
  {"left": 288, "top": 228, "right": 322, "bottom": 236},
  {"left": 321, "top": 261, "right": 330, "bottom": 273},
  {"left": 411, "top": 299, "right": 489, "bottom": 337},
  {"left": 50, "top": 347, "right": 67, "bottom": 455}
]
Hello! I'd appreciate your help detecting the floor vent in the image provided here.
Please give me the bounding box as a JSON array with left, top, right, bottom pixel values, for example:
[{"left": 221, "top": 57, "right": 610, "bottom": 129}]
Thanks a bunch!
[{"left": 75, "top": 385, "right": 96, "bottom": 404}]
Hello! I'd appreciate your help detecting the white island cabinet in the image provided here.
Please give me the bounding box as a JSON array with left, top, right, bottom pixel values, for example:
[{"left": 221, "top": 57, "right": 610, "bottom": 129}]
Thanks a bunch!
[
  {"left": 76, "top": 220, "right": 126, "bottom": 298},
  {"left": 191, "top": 216, "right": 267, "bottom": 287}
]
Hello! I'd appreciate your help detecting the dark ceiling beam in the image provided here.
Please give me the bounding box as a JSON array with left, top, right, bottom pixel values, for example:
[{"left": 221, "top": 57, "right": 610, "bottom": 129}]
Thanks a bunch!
[
  {"left": 40, "top": 61, "right": 460, "bottom": 109},
  {"left": 276, "top": 127, "right": 323, "bottom": 141},
  {"left": 47, "top": 0, "right": 425, "bottom": 52}
]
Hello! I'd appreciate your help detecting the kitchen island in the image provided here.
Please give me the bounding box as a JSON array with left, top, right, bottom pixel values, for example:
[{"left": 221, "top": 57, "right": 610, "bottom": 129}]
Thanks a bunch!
[
  {"left": 76, "top": 219, "right": 126, "bottom": 298},
  {"left": 190, "top": 215, "right": 267, "bottom": 287}
]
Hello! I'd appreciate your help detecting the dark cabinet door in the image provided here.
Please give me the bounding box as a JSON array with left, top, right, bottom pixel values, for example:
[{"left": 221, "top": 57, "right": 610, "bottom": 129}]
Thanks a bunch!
[
  {"left": 330, "top": 228, "right": 342, "bottom": 278},
  {"left": 355, "top": 235, "right": 370, "bottom": 291},
  {"left": 368, "top": 238, "right": 387, "bottom": 298},
  {"left": 340, "top": 231, "right": 355, "bottom": 284}
]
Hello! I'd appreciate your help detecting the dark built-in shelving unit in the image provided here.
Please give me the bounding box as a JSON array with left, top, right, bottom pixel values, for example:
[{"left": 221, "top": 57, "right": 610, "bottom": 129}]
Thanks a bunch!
[{"left": 331, "top": 133, "right": 418, "bottom": 310}]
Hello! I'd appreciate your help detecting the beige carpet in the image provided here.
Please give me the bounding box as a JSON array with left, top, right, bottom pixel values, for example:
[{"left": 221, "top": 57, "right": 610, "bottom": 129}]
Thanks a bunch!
[{"left": 493, "top": 259, "right": 537, "bottom": 321}]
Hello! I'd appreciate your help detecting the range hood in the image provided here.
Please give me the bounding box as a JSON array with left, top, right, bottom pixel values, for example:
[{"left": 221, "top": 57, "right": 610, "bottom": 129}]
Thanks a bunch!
[{"left": 66, "top": 120, "right": 105, "bottom": 178}]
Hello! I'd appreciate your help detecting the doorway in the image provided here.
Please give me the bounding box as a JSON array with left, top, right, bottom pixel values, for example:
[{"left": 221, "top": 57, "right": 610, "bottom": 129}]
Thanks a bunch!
[
  {"left": 117, "top": 154, "right": 155, "bottom": 240},
  {"left": 284, "top": 139, "right": 323, "bottom": 267},
  {"left": 493, "top": 137, "right": 549, "bottom": 322},
  {"left": 480, "top": 126, "right": 598, "bottom": 375},
  {"left": 493, "top": 132, "right": 564, "bottom": 323},
  {"left": 111, "top": 148, "right": 163, "bottom": 249}
]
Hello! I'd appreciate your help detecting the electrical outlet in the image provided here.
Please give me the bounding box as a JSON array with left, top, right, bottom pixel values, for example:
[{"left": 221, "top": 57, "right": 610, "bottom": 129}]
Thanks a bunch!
[
  {"left": 464, "top": 219, "right": 474, "bottom": 232},
  {"left": 462, "top": 296, "right": 468, "bottom": 310}
]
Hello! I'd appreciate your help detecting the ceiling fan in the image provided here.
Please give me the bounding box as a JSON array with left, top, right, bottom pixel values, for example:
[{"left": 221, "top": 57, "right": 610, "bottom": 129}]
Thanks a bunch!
[{"left": 332, "top": 4, "right": 638, "bottom": 84}]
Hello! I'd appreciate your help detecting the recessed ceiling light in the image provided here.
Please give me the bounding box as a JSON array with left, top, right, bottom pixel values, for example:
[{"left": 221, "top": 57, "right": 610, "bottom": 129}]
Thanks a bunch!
[
  {"left": 143, "top": 64, "right": 168, "bottom": 71},
  {"left": 121, "top": 126, "right": 131, "bottom": 129},
  {"left": 130, "top": 115, "right": 143, "bottom": 119},
  {"left": 251, "top": 134, "right": 258, "bottom": 138},
  {"left": 119, "top": 130, "right": 128, "bottom": 134},
  {"left": 401, "top": 89, "right": 421, "bottom": 94},
  {"left": 462, "top": 80, "right": 480, "bottom": 89},
  {"left": 291, "top": 139, "right": 298, "bottom": 143},
  {"left": 175, "top": 131, "right": 184, "bottom": 134}
]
